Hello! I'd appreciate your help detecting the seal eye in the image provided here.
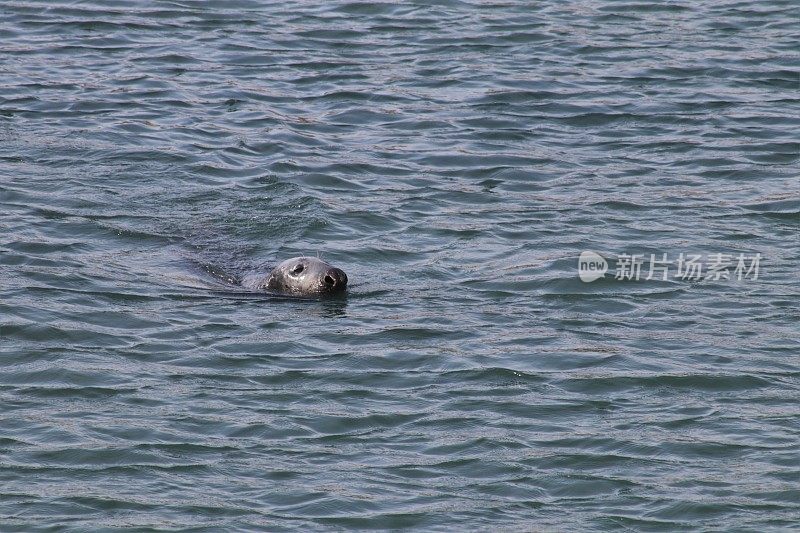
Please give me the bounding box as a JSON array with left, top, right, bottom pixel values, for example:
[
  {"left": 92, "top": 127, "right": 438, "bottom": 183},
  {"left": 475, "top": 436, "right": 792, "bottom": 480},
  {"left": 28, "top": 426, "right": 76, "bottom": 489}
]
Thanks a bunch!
[{"left": 291, "top": 264, "right": 304, "bottom": 275}]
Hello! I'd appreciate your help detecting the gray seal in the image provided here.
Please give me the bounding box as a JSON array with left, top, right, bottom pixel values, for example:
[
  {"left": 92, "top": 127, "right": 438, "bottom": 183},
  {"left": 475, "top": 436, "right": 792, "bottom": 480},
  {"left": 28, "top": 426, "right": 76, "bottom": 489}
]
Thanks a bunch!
[{"left": 242, "top": 257, "right": 348, "bottom": 296}]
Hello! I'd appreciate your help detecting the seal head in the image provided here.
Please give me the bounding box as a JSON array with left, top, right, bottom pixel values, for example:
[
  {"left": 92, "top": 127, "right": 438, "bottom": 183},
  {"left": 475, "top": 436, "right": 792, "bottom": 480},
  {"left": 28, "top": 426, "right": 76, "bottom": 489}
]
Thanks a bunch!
[{"left": 262, "top": 257, "right": 347, "bottom": 296}]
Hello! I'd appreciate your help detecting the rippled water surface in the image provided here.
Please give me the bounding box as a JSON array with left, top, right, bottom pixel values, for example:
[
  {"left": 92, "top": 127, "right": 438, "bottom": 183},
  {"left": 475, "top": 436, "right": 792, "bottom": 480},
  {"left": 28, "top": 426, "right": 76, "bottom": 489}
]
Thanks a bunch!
[{"left": 1, "top": 1, "right": 799, "bottom": 530}]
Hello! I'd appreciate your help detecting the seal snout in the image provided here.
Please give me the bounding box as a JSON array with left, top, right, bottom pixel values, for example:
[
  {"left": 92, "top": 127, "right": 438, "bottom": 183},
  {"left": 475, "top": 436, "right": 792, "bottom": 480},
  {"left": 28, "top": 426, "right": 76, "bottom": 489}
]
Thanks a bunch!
[
  {"left": 323, "top": 267, "right": 348, "bottom": 291},
  {"left": 261, "top": 257, "right": 348, "bottom": 296}
]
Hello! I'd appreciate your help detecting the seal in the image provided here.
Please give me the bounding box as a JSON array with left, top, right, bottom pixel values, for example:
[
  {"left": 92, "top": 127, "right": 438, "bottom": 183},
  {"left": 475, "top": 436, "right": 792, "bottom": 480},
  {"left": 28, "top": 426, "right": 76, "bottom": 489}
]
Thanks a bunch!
[{"left": 242, "top": 257, "right": 348, "bottom": 296}]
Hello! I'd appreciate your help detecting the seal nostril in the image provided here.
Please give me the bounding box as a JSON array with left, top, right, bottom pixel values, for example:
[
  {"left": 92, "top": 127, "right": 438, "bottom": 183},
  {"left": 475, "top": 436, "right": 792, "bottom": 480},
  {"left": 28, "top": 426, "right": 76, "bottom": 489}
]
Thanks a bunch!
[{"left": 324, "top": 274, "right": 335, "bottom": 286}]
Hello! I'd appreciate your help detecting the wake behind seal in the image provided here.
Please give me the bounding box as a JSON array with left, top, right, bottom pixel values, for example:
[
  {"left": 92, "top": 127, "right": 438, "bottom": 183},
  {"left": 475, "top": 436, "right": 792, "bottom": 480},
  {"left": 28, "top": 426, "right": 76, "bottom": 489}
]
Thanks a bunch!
[{"left": 241, "top": 257, "right": 348, "bottom": 297}]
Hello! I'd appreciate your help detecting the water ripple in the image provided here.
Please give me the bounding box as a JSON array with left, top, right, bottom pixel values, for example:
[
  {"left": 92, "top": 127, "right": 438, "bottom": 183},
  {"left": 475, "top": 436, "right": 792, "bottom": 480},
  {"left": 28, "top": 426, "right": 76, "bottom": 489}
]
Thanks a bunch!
[{"left": 1, "top": 0, "right": 798, "bottom": 530}]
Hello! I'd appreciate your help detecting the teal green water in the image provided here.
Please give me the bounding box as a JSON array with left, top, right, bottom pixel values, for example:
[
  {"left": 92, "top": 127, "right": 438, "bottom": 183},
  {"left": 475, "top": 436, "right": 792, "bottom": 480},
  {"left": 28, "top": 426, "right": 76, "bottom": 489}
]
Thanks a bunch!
[{"left": 1, "top": 1, "right": 799, "bottom": 531}]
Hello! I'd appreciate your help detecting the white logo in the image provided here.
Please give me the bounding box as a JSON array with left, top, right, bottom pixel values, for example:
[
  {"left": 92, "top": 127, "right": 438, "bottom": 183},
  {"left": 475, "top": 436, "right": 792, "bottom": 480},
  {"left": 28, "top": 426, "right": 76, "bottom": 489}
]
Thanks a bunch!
[
  {"left": 578, "top": 251, "right": 607, "bottom": 282},
  {"left": 578, "top": 251, "right": 761, "bottom": 282}
]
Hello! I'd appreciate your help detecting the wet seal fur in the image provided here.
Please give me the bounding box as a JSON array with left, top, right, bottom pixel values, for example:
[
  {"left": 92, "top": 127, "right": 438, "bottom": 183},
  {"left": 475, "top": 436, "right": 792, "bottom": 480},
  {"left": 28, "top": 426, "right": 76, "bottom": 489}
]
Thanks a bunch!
[{"left": 242, "top": 257, "right": 347, "bottom": 297}]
